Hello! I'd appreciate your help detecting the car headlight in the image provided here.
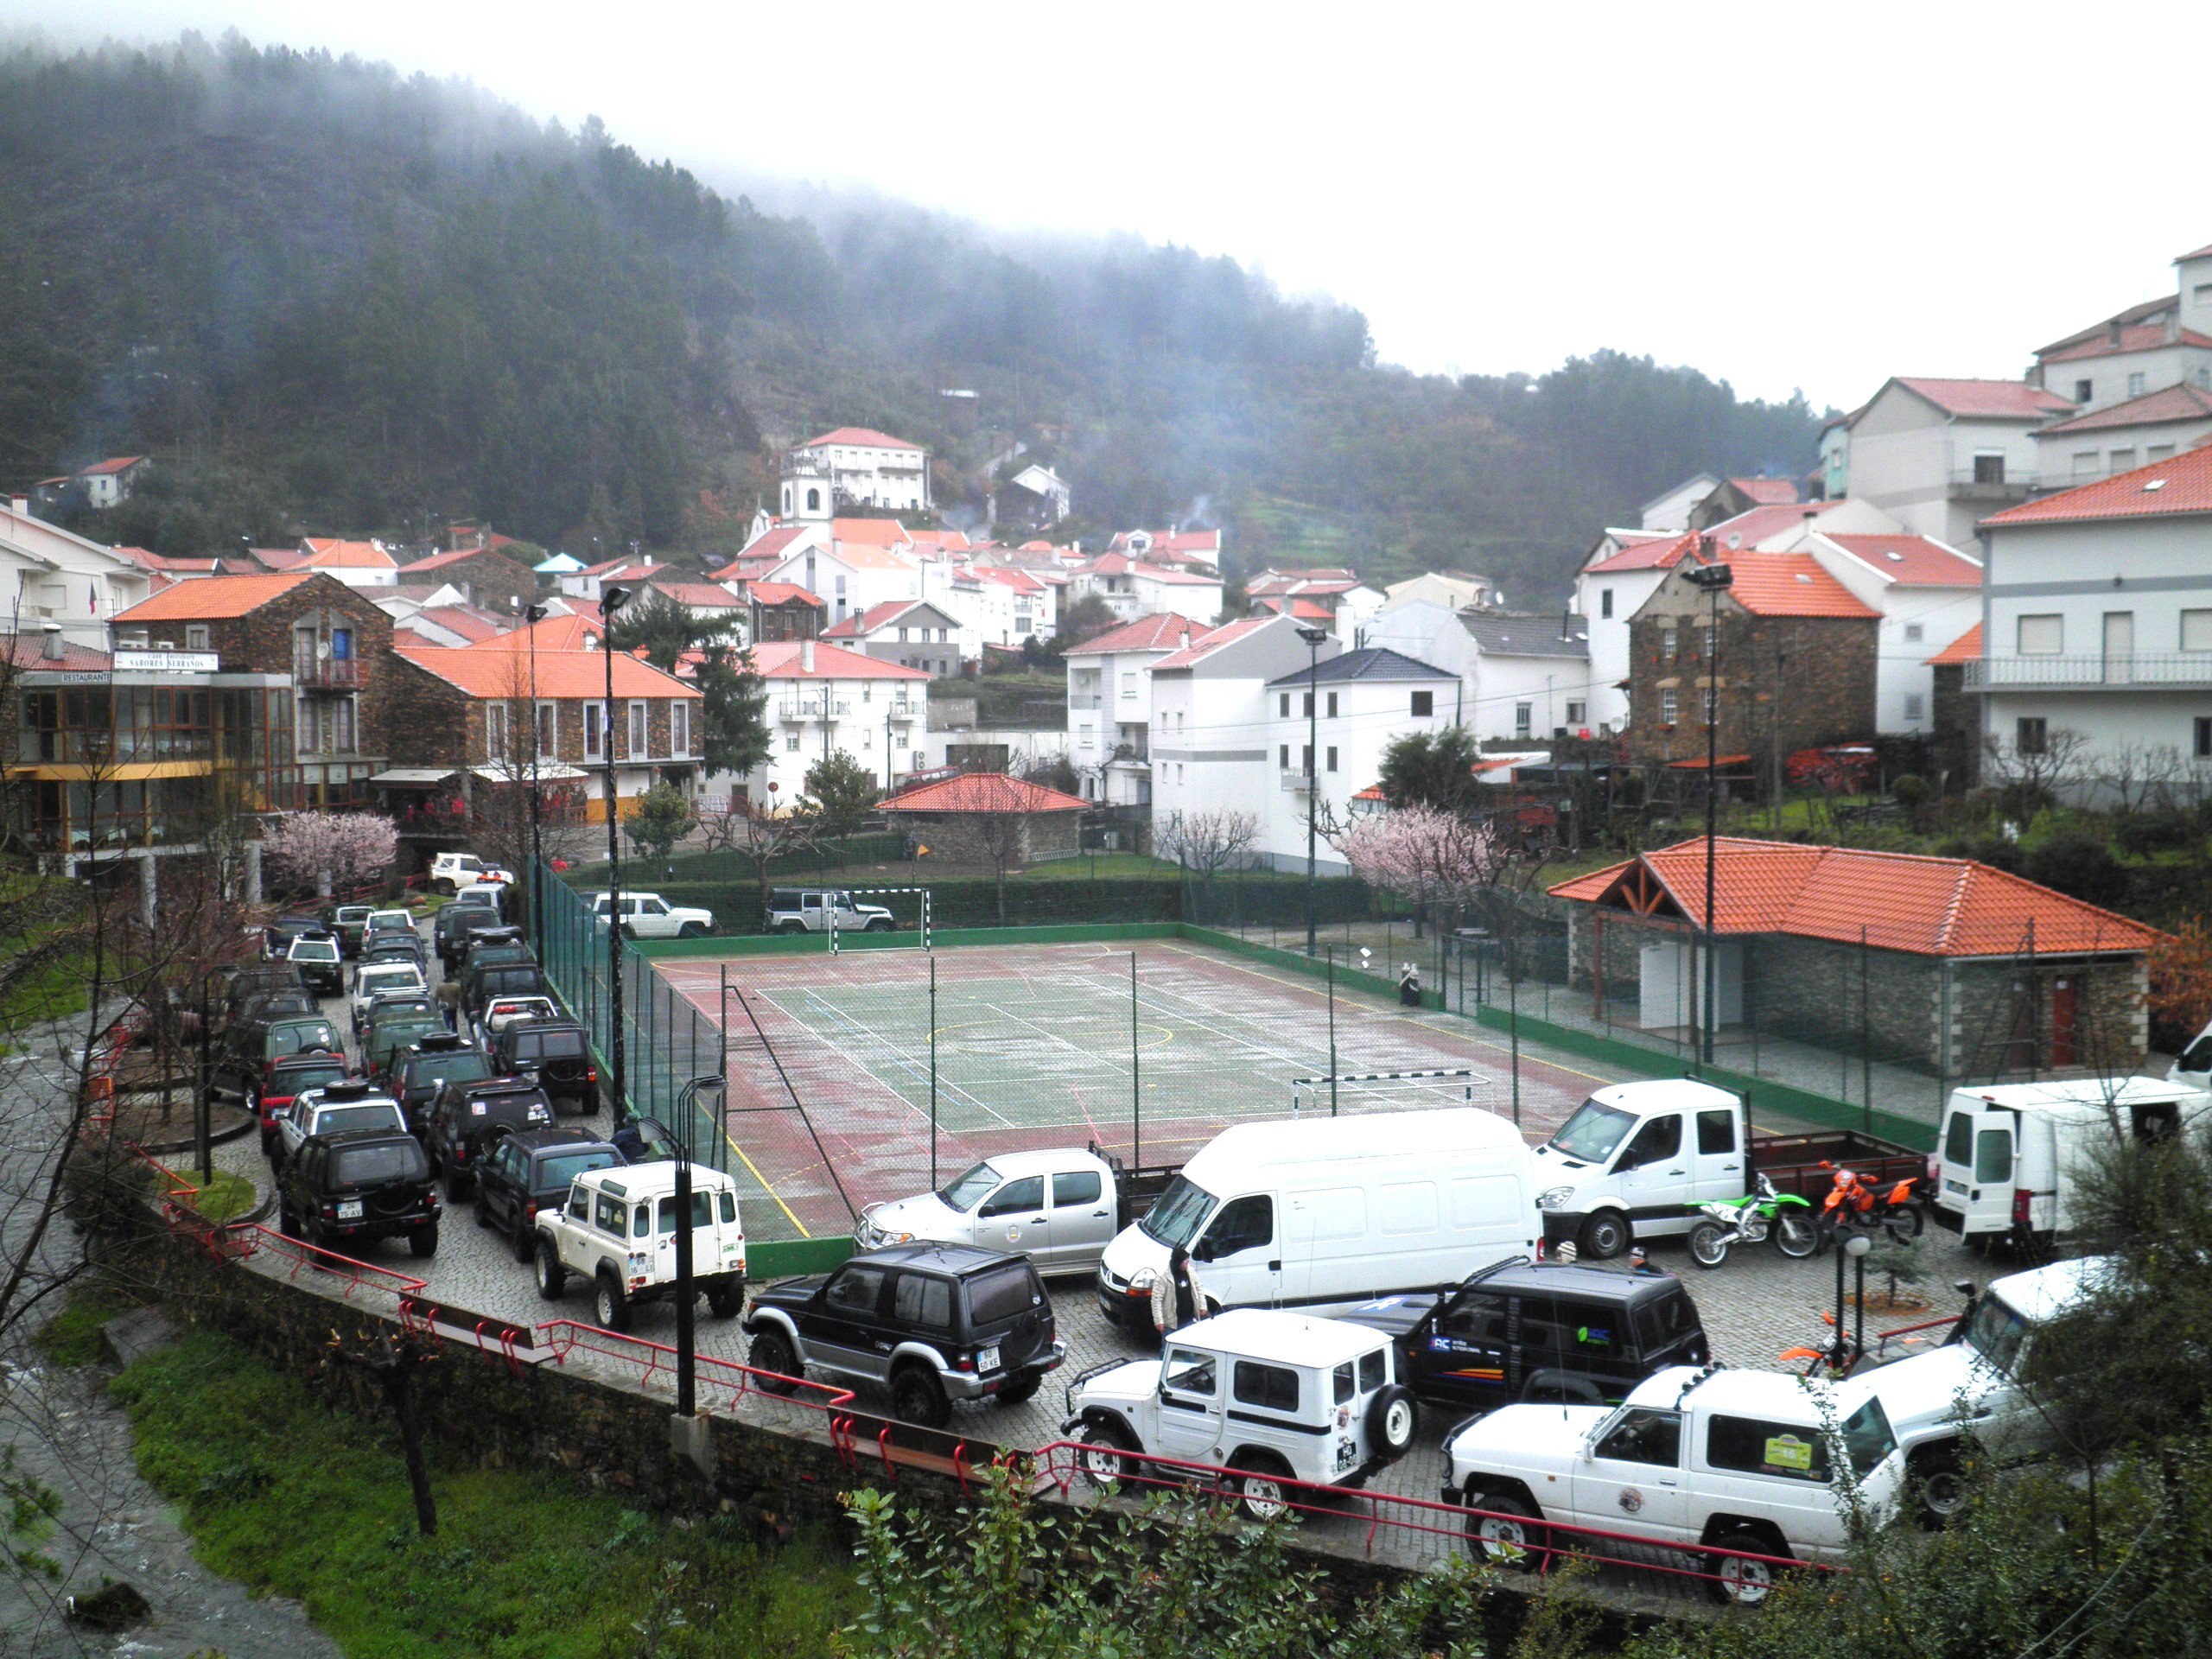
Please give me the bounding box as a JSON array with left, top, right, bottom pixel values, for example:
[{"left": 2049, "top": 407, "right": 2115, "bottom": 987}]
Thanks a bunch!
[{"left": 1536, "top": 1186, "right": 1577, "bottom": 1211}]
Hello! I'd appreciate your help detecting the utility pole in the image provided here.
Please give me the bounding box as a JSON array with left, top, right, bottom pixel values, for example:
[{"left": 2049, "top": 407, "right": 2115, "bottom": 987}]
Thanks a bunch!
[
  {"left": 601, "top": 584, "right": 633, "bottom": 1124},
  {"left": 1297, "top": 626, "right": 1329, "bottom": 956}
]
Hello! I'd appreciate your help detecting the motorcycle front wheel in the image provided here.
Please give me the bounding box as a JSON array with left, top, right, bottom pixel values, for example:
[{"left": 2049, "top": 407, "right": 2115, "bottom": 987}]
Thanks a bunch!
[
  {"left": 1772, "top": 1211, "right": 1820, "bottom": 1258},
  {"left": 1688, "top": 1219, "right": 1732, "bottom": 1268}
]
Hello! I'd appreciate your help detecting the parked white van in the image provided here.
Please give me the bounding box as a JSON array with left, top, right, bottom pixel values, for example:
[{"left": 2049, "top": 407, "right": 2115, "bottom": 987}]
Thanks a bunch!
[
  {"left": 1931, "top": 1078, "right": 2206, "bottom": 1249},
  {"left": 1095, "top": 1108, "right": 1539, "bottom": 1330}
]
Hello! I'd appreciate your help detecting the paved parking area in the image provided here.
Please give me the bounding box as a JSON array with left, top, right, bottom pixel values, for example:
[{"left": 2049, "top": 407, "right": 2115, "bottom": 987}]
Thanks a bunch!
[{"left": 215, "top": 918, "right": 1984, "bottom": 1607}]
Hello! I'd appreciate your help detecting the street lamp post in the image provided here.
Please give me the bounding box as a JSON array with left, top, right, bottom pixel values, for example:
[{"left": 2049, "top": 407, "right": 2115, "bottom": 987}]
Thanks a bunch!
[
  {"left": 601, "top": 584, "right": 632, "bottom": 1126},
  {"left": 671, "top": 1071, "right": 726, "bottom": 1420},
  {"left": 525, "top": 602, "right": 548, "bottom": 957},
  {"left": 196, "top": 969, "right": 221, "bottom": 1185},
  {"left": 1296, "top": 625, "right": 1330, "bottom": 956},
  {"left": 1681, "top": 555, "right": 1733, "bottom": 1069}
]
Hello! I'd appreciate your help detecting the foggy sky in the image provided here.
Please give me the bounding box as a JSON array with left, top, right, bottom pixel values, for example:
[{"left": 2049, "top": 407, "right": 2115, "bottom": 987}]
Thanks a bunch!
[{"left": 13, "top": 0, "right": 2212, "bottom": 409}]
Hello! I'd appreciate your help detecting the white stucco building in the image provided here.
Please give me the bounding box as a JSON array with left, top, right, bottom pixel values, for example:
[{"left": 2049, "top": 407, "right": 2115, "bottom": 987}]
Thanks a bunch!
[
  {"left": 2031, "top": 383, "right": 2212, "bottom": 488},
  {"left": 1972, "top": 445, "right": 2212, "bottom": 798},
  {"left": 1147, "top": 616, "right": 1341, "bottom": 864},
  {"left": 1258, "top": 647, "right": 1459, "bottom": 870},
  {"left": 770, "top": 533, "right": 922, "bottom": 629},
  {"left": 721, "top": 639, "right": 931, "bottom": 803},
  {"left": 1637, "top": 474, "right": 1720, "bottom": 532},
  {"left": 1362, "top": 603, "right": 1596, "bottom": 743},
  {"left": 779, "top": 427, "right": 931, "bottom": 516},
  {"left": 1071, "top": 554, "right": 1223, "bottom": 625},
  {"left": 1796, "top": 532, "right": 1984, "bottom": 735},
  {"left": 1837, "top": 378, "right": 2075, "bottom": 550},
  {"left": 2027, "top": 242, "right": 2212, "bottom": 416},
  {"left": 1065, "top": 613, "right": 1211, "bottom": 804},
  {"left": 0, "top": 497, "right": 154, "bottom": 647}
]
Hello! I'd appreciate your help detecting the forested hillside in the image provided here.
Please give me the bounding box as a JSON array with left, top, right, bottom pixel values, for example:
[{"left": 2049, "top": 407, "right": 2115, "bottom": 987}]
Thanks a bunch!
[{"left": 0, "top": 35, "right": 1827, "bottom": 601}]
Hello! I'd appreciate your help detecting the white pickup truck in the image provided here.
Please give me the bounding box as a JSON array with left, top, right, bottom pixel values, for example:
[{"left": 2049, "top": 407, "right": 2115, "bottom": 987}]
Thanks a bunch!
[
  {"left": 1446, "top": 1363, "right": 1906, "bottom": 1605},
  {"left": 532, "top": 1160, "right": 747, "bottom": 1332},
  {"left": 428, "top": 852, "right": 514, "bottom": 894},
  {"left": 590, "top": 892, "right": 714, "bottom": 939}
]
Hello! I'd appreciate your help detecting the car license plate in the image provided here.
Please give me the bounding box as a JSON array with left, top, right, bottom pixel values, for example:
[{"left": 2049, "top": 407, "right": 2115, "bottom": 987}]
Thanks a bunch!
[
  {"left": 338, "top": 1200, "right": 363, "bottom": 1220},
  {"left": 977, "top": 1344, "right": 1001, "bottom": 1372}
]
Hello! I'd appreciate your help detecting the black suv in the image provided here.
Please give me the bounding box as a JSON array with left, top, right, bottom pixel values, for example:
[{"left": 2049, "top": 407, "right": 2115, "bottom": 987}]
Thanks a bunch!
[
  {"left": 1338, "top": 1258, "right": 1708, "bottom": 1415},
  {"left": 214, "top": 1014, "right": 342, "bottom": 1101},
  {"left": 277, "top": 1130, "right": 440, "bottom": 1257},
  {"left": 433, "top": 904, "right": 504, "bottom": 973},
  {"left": 474, "top": 1128, "right": 623, "bottom": 1262},
  {"left": 487, "top": 1019, "right": 596, "bottom": 1112},
  {"left": 455, "top": 924, "right": 529, "bottom": 980},
  {"left": 423, "top": 1075, "right": 555, "bottom": 1200},
  {"left": 461, "top": 963, "right": 550, "bottom": 1030},
  {"left": 391, "top": 1033, "right": 497, "bottom": 1134},
  {"left": 741, "top": 1243, "right": 1065, "bottom": 1429}
]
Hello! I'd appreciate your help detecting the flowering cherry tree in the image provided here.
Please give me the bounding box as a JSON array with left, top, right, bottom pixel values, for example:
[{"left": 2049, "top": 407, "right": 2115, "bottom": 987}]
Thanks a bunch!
[
  {"left": 263, "top": 811, "right": 399, "bottom": 897},
  {"left": 1329, "top": 804, "right": 1503, "bottom": 931}
]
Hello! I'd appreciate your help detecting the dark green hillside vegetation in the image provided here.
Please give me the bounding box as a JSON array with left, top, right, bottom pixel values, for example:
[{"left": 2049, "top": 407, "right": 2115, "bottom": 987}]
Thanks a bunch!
[{"left": 0, "top": 34, "right": 1823, "bottom": 604}]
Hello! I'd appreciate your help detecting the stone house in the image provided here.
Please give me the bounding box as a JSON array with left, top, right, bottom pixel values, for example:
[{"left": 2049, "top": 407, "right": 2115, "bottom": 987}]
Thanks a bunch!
[
  {"left": 878, "top": 772, "right": 1088, "bottom": 863},
  {"left": 111, "top": 570, "right": 395, "bottom": 809},
  {"left": 1548, "top": 837, "right": 2162, "bottom": 1077},
  {"left": 1622, "top": 552, "right": 1879, "bottom": 781},
  {"left": 397, "top": 548, "right": 539, "bottom": 616}
]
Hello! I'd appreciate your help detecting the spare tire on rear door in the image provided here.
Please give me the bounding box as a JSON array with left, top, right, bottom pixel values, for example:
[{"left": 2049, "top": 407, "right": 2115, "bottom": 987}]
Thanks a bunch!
[{"left": 1364, "top": 1382, "right": 1416, "bottom": 1458}]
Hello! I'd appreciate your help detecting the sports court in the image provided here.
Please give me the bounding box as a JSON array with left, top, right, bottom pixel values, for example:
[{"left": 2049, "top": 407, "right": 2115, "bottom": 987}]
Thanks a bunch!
[{"left": 652, "top": 936, "right": 1634, "bottom": 1241}]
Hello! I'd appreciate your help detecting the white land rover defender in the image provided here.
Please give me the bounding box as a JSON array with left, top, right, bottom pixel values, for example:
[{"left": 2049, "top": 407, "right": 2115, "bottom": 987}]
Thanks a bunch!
[
  {"left": 1445, "top": 1364, "right": 1905, "bottom": 1605},
  {"left": 533, "top": 1161, "right": 747, "bottom": 1332},
  {"left": 1062, "top": 1308, "right": 1418, "bottom": 1519}
]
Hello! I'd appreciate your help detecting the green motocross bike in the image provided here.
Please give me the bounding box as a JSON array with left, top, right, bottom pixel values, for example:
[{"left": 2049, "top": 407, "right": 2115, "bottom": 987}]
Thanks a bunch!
[{"left": 1685, "top": 1174, "right": 1818, "bottom": 1268}]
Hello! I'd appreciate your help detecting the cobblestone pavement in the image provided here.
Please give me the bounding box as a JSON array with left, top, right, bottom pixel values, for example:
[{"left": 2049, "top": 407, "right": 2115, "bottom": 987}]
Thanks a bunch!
[{"left": 205, "top": 924, "right": 1985, "bottom": 1611}]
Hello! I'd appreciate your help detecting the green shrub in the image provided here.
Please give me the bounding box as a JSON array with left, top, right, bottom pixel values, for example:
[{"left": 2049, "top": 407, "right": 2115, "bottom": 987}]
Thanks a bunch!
[
  {"left": 2113, "top": 807, "right": 2201, "bottom": 858},
  {"left": 2021, "top": 831, "right": 2129, "bottom": 907}
]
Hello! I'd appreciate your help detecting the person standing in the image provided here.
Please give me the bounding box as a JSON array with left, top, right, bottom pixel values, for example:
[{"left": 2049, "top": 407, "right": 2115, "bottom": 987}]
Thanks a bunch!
[{"left": 1152, "top": 1242, "right": 1198, "bottom": 1349}]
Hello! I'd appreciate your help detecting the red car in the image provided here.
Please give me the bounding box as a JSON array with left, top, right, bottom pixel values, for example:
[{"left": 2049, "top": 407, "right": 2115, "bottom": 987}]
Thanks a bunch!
[{"left": 257, "top": 1052, "right": 353, "bottom": 1159}]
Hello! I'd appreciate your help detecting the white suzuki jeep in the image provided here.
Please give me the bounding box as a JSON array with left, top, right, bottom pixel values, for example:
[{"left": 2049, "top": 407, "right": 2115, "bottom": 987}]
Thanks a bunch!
[
  {"left": 533, "top": 1161, "right": 747, "bottom": 1332},
  {"left": 1062, "top": 1308, "right": 1417, "bottom": 1519},
  {"left": 1445, "top": 1364, "right": 1904, "bottom": 1605}
]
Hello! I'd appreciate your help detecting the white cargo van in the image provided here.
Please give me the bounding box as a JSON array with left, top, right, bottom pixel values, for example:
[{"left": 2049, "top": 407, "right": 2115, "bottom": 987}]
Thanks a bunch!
[
  {"left": 1094, "top": 1108, "right": 1539, "bottom": 1328},
  {"left": 1931, "top": 1077, "right": 2208, "bottom": 1248}
]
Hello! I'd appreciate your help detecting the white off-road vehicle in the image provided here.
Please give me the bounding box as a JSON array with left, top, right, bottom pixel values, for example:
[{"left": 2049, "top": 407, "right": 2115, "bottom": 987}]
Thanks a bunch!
[
  {"left": 1063, "top": 1308, "right": 1418, "bottom": 1519},
  {"left": 590, "top": 892, "right": 715, "bottom": 939},
  {"left": 532, "top": 1161, "right": 747, "bottom": 1332},
  {"left": 1444, "top": 1364, "right": 1905, "bottom": 1605},
  {"left": 429, "top": 852, "right": 514, "bottom": 894}
]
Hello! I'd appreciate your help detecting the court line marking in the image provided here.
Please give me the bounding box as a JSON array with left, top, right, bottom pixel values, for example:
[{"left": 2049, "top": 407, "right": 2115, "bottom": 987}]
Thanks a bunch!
[
  {"left": 782, "top": 983, "right": 1017, "bottom": 1131},
  {"left": 721, "top": 1124, "right": 810, "bottom": 1237}
]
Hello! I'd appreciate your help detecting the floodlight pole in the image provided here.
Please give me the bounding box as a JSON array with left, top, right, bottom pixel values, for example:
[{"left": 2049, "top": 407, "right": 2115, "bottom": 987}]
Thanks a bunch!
[
  {"left": 526, "top": 601, "right": 548, "bottom": 957},
  {"left": 672, "top": 1072, "right": 725, "bottom": 1419},
  {"left": 1297, "top": 626, "right": 1330, "bottom": 956},
  {"left": 601, "top": 584, "right": 632, "bottom": 1124},
  {"left": 1683, "top": 553, "right": 1732, "bottom": 1069}
]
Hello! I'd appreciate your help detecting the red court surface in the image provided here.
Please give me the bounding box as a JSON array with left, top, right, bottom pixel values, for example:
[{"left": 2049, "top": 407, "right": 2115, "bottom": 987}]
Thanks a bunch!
[{"left": 652, "top": 939, "right": 1632, "bottom": 1242}]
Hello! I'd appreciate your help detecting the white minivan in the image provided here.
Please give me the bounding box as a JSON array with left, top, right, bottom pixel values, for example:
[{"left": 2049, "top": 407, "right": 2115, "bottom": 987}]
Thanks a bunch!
[
  {"left": 1931, "top": 1077, "right": 2205, "bottom": 1248},
  {"left": 1095, "top": 1108, "right": 1539, "bottom": 1330}
]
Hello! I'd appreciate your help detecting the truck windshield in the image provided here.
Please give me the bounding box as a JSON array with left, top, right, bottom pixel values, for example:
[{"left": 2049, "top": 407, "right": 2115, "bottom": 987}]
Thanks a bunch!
[
  {"left": 938, "top": 1161, "right": 1001, "bottom": 1211},
  {"left": 1961, "top": 1293, "right": 2029, "bottom": 1376},
  {"left": 1140, "top": 1174, "right": 1217, "bottom": 1248},
  {"left": 1548, "top": 1098, "right": 1637, "bottom": 1163},
  {"left": 1838, "top": 1397, "right": 1898, "bottom": 1477}
]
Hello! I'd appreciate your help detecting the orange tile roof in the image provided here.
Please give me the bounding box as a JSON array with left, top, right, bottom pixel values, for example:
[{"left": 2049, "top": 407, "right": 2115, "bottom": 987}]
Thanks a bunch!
[
  {"left": 401, "top": 548, "right": 527, "bottom": 575},
  {"left": 1150, "top": 615, "right": 1275, "bottom": 671},
  {"left": 2041, "top": 324, "right": 2212, "bottom": 365},
  {"left": 79, "top": 455, "right": 146, "bottom": 476},
  {"left": 1069, "top": 613, "right": 1211, "bottom": 655},
  {"left": 646, "top": 579, "right": 744, "bottom": 608},
  {"left": 802, "top": 426, "right": 920, "bottom": 451},
  {"left": 748, "top": 640, "right": 929, "bottom": 680},
  {"left": 1586, "top": 531, "right": 1699, "bottom": 575},
  {"left": 1727, "top": 476, "right": 1800, "bottom": 504},
  {"left": 745, "top": 582, "right": 824, "bottom": 607},
  {"left": 300, "top": 538, "right": 397, "bottom": 569},
  {"left": 1351, "top": 782, "right": 1387, "bottom": 803},
  {"left": 880, "top": 772, "right": 1088, "bottom": 814},
  {"left": 411, "top": 606, "right": 505, "bottom": 643},
  {"left": 461, "top": 613, "right": 599, "bottom": 652},
  {"left": 1927, "top": 622, "right": 1982, "bottom": 666},
  {"left": 1548, "top": 837, "right": 2162, "bottom": 957},
  {"left": 832, "top": 518, "right": 914, "bottom": 549},
  {"left": 397, "top": 645, "right": 696, "bottom": 701},
  {"left": 1891, "top": 378, "right": 2074, "bottom": 419},
  {"left": 2036, "top": 381, "right": 2212, "bottom": 435},
  {"left": 1815, "top": 533, "right": 1983, "bottom": 587},
  {"left": 823, "top": 599, "right": 924, "bottom": 639},
  {"left": 113, "top": 572, "right": 320, "bottom": 620},
  {"left": 1984, "top": 441, "right": 2212, "bottom": 526},
  {"left": 1718, "top": 554, "right": 1879, "bottom": 619}
]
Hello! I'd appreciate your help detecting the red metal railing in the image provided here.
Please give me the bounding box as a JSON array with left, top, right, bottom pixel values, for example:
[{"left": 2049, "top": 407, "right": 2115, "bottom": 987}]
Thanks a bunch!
[{"left": 1029, "top": 1439, "right": 1841, "bottom": 1599}]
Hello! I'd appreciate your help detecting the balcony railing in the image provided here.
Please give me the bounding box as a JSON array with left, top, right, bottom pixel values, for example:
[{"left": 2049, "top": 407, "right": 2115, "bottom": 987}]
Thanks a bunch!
[
  {"left": 886, "top": 700, "right": 918, "bottom": 721},
  {"left": 1962, "top": 652, "right": 2212, "bottom": 690},
  {"left": 1069, "top": 695, "right": 1103, "bottom": 709},
  {"left": 293, "top": 657, "right": 364, "bottom": 689},
  {"left": 1946, "top": 467, "right": 2037, "bottom": 500},
  {"left": 777, "top": 698, "right": 852, "bottom": 721},
  {"left": 1280, "top": 771, "right": 1313, "bottom": 792}
]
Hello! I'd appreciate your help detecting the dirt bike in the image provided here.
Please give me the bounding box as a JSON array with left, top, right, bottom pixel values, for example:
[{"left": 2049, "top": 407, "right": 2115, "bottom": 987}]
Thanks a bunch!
[
  {"left": 1780, "top": 1309, "right": 1950, "bottom": 1378},
  {"left": 1818, "top": 1163, "right": 1926, "bottom": 1243},
  {"left": 1684, "top": 1173, "right": 1819, "bottom": 1268}
]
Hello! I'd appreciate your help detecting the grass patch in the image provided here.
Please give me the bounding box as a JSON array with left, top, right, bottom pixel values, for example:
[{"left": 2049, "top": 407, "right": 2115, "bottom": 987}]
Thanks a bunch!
[
  {"left": 111, "top": 1330, "right": 859, "bottom": 1658},
  {"left": 185, "top": 1169, "right": 257, "bottom": 1224},
  {"left": 34, "top": 1282, "right": 141, "bottom": 1368}
]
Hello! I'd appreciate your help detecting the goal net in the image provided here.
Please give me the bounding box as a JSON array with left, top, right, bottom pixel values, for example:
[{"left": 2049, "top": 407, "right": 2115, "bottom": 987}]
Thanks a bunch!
[
  {"left": 1289, "top": 1068, "right": 1499, "bottom": 1119},
  {"left": 825, "top": 886, "right": 933, "bottom": 952}
]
